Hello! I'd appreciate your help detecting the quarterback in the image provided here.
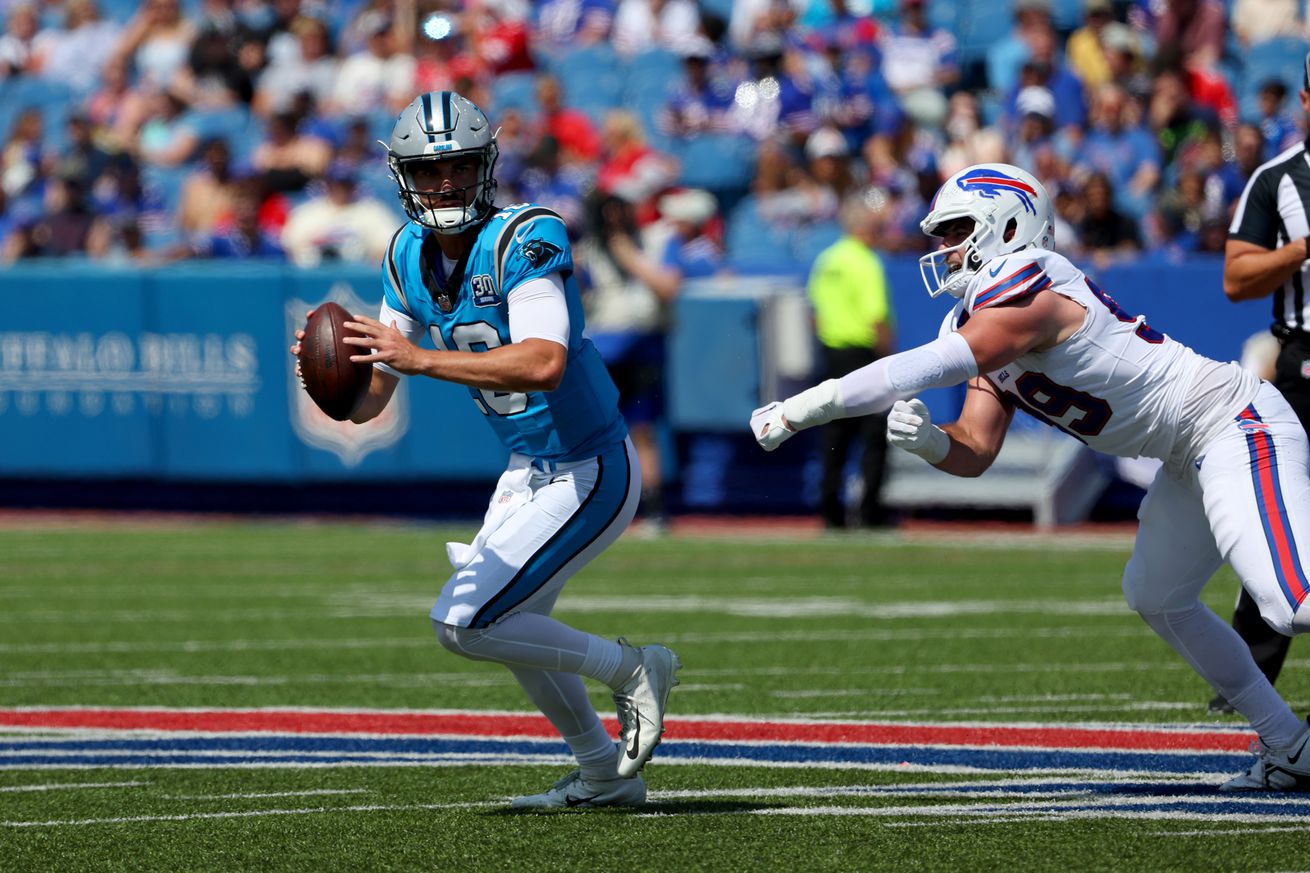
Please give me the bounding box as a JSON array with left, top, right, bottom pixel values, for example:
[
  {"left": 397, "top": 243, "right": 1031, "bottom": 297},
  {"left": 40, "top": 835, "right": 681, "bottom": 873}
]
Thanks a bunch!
[
  {"left": 752, "top": 163, "right": 1310, "bottom": 791},
  {"left": 292, "top": 92, "right": 680, "bottom": 808}
]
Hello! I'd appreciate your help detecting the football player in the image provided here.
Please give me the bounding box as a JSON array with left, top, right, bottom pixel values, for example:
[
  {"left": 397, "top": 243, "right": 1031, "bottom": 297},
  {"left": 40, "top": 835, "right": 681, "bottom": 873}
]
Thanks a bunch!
[
  {"left": 291, "top": 91, "right": 680, "bottom": 808},
  {"left": 752, "top": 162, "right": 1310, "bottom": 791}
]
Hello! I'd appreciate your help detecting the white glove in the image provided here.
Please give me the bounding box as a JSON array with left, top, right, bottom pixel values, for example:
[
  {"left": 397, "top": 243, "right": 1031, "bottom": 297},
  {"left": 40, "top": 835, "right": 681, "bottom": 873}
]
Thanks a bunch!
[
  {"left": 750, "top": 401, "right": 795, "bottom": 451},
  {"left": 887, "top": 398, "right": 950, "bottom": 464}
]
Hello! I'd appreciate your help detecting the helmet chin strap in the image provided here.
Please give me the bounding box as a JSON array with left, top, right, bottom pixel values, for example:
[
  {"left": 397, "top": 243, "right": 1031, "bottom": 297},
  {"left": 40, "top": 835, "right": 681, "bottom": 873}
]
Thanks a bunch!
[{"left": 424, "top": 205, "right": 475, "bottom": 234}]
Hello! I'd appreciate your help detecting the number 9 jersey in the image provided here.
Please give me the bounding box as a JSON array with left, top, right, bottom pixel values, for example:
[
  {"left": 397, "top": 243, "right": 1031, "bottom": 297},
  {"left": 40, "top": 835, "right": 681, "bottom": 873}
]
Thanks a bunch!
[
  {"left": 943, "top": 248, "right": 1260, "bottom": 473},
  {"left": 377, "top": 203, "right": 627, "bottom": 462}
]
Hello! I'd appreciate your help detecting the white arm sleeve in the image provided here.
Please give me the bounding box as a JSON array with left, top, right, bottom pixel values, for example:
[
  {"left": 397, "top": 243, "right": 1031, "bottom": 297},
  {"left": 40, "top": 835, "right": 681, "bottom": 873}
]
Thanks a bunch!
[
  {"left": 507, "top": 273, "right": 570, "bottom": 348},
  {"left": 838, "top": 332, "right": 979, "bottom": 417},
  {"left": 374, "top": 301, "right": 425, "bottom": 378}
]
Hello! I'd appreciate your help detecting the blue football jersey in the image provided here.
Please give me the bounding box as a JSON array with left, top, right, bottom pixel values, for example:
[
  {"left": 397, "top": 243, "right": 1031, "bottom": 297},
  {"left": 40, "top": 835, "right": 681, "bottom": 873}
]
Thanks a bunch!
[{"left": 381, "top": 203, "right": 627, "bottom": 462}]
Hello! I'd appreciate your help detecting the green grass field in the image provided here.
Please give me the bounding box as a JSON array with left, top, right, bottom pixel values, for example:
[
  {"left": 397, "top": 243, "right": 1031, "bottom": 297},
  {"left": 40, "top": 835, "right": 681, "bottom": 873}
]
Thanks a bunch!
[{"left": 1, "top": 519, "right": 1307, "bottom": 872}]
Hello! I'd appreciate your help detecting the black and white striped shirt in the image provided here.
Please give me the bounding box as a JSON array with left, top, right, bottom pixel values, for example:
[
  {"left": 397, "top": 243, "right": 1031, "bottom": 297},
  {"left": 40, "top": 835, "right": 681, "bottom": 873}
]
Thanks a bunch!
[{"left": 1229, "top": 139, "right": 1310, "bottom": 330}]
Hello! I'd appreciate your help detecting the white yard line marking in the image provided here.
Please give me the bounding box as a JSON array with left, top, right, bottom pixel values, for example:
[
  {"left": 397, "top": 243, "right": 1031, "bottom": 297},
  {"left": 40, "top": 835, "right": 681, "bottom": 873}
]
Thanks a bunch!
[
  {"left": 0, "top": 781, "right": 148, "bottom": 793},
  {"left": 1, "top": 800, "right": 495, "bottom": 828},
  {"left": 165, "top": 789, "right": 371, "bottom": 800}
]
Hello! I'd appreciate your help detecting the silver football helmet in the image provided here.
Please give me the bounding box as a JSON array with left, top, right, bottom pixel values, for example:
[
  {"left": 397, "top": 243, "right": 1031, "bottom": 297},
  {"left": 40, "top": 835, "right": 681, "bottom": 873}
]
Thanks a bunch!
[
  {"left": 386, "top": 91, "right": 499, "bottom": 233},
  {"left": 918, "top": 162, "right": 1054, "bottom": 299}
]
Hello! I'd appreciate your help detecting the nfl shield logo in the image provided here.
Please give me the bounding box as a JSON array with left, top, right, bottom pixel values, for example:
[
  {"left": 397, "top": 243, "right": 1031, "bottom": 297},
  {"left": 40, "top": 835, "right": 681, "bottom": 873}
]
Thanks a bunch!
[
  {"left": 1301, "top": 360, "right": 1310, "bottom": 379},
  {"left": 286, "top": 282, "right": 409, "bottom": 467}
]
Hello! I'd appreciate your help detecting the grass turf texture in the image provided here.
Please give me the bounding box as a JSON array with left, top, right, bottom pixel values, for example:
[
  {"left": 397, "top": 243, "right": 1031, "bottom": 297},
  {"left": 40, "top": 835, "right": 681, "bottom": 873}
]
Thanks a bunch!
[{"left": 1, "top": 520, "right": 1307, "bottom": 871}]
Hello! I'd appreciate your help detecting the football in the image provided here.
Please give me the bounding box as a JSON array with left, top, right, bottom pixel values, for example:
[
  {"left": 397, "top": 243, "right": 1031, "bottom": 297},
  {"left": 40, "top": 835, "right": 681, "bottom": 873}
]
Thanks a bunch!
[{"left": 298, "top": 302, "right": 373, "bottom": 421}]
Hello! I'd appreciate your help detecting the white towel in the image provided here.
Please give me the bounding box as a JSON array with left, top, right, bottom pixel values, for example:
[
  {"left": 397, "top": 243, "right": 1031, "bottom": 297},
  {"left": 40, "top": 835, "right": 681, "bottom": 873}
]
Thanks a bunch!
[{"left": 445, "top": 459, "right": 534, "bottom": 569}]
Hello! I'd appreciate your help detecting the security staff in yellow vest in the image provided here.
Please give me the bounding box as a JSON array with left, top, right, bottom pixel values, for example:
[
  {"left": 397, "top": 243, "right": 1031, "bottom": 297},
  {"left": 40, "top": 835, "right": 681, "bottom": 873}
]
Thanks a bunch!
[{"left": 806, "top": 190, "right": 897, "bottom": 529}]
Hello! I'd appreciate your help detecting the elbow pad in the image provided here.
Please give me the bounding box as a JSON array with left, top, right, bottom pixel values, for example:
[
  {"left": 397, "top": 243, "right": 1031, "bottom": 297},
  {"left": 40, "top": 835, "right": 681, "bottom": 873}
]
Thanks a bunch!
[{"left": 838, "top": 332, "right": 978, "bottom": 417}]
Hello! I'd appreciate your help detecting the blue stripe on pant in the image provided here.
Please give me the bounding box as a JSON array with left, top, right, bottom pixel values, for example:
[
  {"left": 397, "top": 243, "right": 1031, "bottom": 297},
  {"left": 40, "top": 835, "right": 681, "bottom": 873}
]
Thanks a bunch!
[{"left": 467, "top": 442, "right": 633, "bottom": 629}]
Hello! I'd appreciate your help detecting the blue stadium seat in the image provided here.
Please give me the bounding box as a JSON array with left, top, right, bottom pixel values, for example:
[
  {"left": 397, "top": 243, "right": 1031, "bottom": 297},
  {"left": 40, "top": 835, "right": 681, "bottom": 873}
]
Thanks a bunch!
[
  {"left": 726, "top": 196, "right": 803, "bottom": 275},
  {"left": 189, "top": 106, "right": 253, "bottom": 146},
  {"left": 1238, "top": 36, "right": 1309, "bottom": 122},
  {"left": 675, "top": 133, "right": 757, "bottom": 197},
  {"left": 490, "top": 71, "right": 538, "bottom": 118},
  {"left": 791, "top": 220, "right": 842, "bottom": 269},
  {"left": 954, "top": 0, "right": 1013, "bottom": 64},
  {"left": 555, "top": 44, "right": 626, "bottom": 126}
]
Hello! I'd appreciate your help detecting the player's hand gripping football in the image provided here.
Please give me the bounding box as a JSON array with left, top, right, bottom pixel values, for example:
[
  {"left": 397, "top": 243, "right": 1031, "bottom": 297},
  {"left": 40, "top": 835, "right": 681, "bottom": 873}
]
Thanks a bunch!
[
  {"left": 342, "top": 314, "right": 424, "bottom": 375},
  {"left": 887, "top": 398, "right": 950, "bottom": 464},
  {"left": 288, "top": 308, "right": 312, "bottom": 385},
  {"left": 750, "top": 401, "right": 795, "bottom": 451}
]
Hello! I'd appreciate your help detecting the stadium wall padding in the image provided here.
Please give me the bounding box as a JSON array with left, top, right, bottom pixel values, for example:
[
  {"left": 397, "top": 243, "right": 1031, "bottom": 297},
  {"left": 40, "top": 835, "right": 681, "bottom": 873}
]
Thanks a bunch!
[{"left": 0, "top": 257, "right": 1270, "bottom": 494}]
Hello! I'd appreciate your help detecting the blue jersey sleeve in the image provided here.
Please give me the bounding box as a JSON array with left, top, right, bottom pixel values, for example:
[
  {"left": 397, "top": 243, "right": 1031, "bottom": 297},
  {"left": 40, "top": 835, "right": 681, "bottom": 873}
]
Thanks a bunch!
[
  {"left": 498, "top": 211, "right": 574, "bottom": 293},
  {"left": 380, "top": 225, "right": 415, "bottom": 318}
]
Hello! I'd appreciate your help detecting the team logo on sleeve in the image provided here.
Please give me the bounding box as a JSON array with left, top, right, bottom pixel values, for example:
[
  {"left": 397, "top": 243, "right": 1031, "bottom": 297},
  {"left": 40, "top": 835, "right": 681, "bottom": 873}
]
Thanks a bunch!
[
  {"left": 519, "top": 238, "right": 562, "bottom": 265},
  {"left": 956, "top": 169, "right": 1037, "bottom": 215}
]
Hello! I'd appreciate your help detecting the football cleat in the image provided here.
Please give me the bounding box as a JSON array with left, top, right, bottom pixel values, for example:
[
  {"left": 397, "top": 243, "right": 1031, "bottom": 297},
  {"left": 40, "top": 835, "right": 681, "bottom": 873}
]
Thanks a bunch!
[
  {"left": 509, "top": 769, "right": 646, "bottom": 810},
  {"left": 1208, "top": 694, "right": 1237, "bottom": 715},
  {"left": 613, "top": 640, "right": 682, "bottom": 778},
  {"left": 1220, "top": 721, "right": 1310, "bottom": 792}
]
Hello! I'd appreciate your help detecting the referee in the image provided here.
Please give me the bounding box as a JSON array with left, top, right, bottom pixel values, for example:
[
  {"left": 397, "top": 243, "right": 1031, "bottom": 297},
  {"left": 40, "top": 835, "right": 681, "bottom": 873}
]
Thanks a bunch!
[{"left": 1218, "top": 54, "right": 1310, "bottom": 714}]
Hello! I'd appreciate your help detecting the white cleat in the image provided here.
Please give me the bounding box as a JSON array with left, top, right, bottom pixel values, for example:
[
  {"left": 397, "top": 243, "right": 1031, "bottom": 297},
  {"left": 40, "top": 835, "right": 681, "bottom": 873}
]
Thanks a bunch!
[
  {"left": 1220, "top": 721, "right": 1310, "bottom": 792},
  {"left": 509, "top": 769, "right": 646, "bottom": 810},
  {"left": 613, "top": 641, "right": 682, "bottom": 778}
]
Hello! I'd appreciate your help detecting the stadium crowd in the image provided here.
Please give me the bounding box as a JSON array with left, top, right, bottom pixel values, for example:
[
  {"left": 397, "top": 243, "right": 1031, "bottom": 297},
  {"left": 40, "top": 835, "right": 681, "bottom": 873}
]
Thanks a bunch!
[{"left": 0, "top": 0, "right": 1304, "bottom": 274}]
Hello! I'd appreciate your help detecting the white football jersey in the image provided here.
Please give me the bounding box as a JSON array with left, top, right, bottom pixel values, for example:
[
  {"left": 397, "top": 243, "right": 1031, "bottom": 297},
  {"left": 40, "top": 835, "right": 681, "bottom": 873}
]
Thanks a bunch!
[{"left": 943, "top": 249, "right": 1259, "bottom": 467}]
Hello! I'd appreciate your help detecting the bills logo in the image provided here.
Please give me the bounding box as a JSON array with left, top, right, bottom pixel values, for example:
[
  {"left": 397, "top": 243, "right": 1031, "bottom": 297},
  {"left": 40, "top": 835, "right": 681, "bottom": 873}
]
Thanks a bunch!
[
  {"left": 956, "top": 169, "right": 1037, "bottom": 215},
  {"left": 1237, "top": 419, "right": 1271, "bottom": 434}
]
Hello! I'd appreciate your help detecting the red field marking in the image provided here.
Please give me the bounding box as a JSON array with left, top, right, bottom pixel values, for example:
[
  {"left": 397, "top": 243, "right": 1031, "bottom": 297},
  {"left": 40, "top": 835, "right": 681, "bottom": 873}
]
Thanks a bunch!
[{"left": 0, "top": 708, "right": 1254, "bottom": 752}]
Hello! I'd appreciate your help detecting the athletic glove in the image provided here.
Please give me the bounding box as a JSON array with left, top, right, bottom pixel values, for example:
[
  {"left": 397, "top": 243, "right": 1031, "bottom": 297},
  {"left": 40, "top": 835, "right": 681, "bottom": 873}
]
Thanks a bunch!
[
  {"left": 750, "top": 401, "right": 795, "bottom": 451},
  {"left": 887, "top": 398, "right": 950, "bottom": 464}
]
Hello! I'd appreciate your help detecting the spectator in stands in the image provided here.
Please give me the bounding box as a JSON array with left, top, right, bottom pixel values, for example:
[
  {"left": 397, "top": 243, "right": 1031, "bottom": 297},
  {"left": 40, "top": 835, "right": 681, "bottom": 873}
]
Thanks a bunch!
[
  {"left": 113, "top": 0, "right": 196, "bottom": 92},
  {"left": 1149, "top": 66, "right": 1212, "bottom": 168},
  {"left": 987, "top": 0, "right": 1053, "bottom": 97},
  {"left": 85, "top": 54, "right": 142, "bottom": 148},
  {"left": 329, "top": 10, "right": 415, "bottom": 116},
  {"left": 878, "top": 0, "right": 958, "bottom": 130},
  {"left": 250, "top": 110, "right": 332, "bottom": 193},
  {"left": 1076, "top": 82, "right": 1160, "bottom": 220},
  {"left": 585, "top": 187, "right": 723, "bottom": 531},
  {"left": 30, "top": 0, "right": 120, "bottom": 95},
  {"left": 6, "top": 173, "right": 99, "bottom": 258},
  {"left": 1257, "top": 79, "right": 1303, "bottom": 160},
  {"left": 1155, "top": 0, "right": 1226, "bottom": 69},
  {"left": 1231, "top": 0, "right": 1303, "bottom": 46},
  {"left": 181, "top": 18, "right": 256, "bottom": 109},
  {"left": 938, "top": 90, "right": 1006, "bottom": 178},
  {"left": 52, "top": 114, "right": 114, "bottom": 193},
  {"left": 805, "top": 126, "right": 856, "bottom": 216},
  {"left": 2, "top": 107, "right": 45, "bottom": 202},
  {"left": 823, "top": 35, "right": 900, "bottom": 147},
  {"left": 729, "top": 0, "right": 795, "bottom": 57},
  {"left": 1078, "top": 171, "right": 1141, "bottom": 266},
  {"left": 1209, "top": 123, "right": 1265, "bottom": 206},
  {"left": 657, "top": 38, "right": 740, "bottom": 140},
  {"left": 0, "top": 3, "right": 39, "bottom": 79},
  {"left": 467, "top": 0, "right": 535, "bottom": 76},
  {"left": 594, "top": 110, "right": 678, "bottom": 222},
  {"left": 533, "top": 73, "right": 603, "bottom": 164},
  {"left": 1000, "top": 27, "right": 1087, "bottom": 136},
  {"left": 196, "top": 172, "right": 284, "bottom": 258},
  {"left": 612, "top": 0, "right": 701, "bottom": 58},
  {"left": 1153, "top": 168, "right": 1219, "bottom": 251},
  {"left": 1064, "top": 0, "right": 1116, "bottom": 91},
  {"left": 1100, "top": 22, "right": 1152, "bottom": 103},
  {"left": 280, "top": 161, "right": 398, "bottom": 267},
  {"left": 533, "top": 0, "right": 614, "bottom": 54},
  {"left": 806, "top": 189, "right": 896, "bottom": 529},
  {"left": 137, "top": 88, "right": 200, "bottom": 169},
  {"left": 177, "top": 137, "right": 235, "bottom": 242},
  {"left": 253, "top": 14, "right": 339, "bottom": 118},
  {"left": 517, "top": 135, "right": 587, "bottom": 233}
]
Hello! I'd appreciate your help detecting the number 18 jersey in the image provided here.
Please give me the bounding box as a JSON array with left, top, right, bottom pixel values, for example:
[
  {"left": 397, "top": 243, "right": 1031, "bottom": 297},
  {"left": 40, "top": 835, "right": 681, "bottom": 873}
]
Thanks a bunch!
[
  {"left": 946, "top": 249, "right": 1259, "bottom": 469},
  {"left": 379, "top": 204, "right": 627, "bottom": 462}
]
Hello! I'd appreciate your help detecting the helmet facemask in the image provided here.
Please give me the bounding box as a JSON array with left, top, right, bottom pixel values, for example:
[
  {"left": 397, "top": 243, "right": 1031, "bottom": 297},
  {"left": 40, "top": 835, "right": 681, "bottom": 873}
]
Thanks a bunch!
[
  {"left": 389, "top": 145, "right": 499, "bottom": 234},
  {"left": 919, "top": 213, "right": 1003, "bottom": 299}
]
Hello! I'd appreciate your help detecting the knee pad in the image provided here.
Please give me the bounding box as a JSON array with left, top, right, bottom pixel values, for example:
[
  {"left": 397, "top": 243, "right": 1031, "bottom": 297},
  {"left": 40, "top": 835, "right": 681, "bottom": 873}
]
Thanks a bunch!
[{"left": 1121, "top": 555, "right": 1155, "bottom": 616}]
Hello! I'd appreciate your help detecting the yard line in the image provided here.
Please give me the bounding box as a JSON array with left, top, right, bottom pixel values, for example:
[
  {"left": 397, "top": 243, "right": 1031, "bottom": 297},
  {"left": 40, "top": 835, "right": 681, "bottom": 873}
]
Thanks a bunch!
[
  {"left": 0, "top": 638, "right": 429, "bottom": 655},
  {"left": 0, "top": 672, "right": 512, "bottom": 689},
  {"left": 661, "top": 627, "right": 1150, "bottom": 644},
  {"left": 165, "top": 789, "right": 371, "bottom": 800},
  {"left": 1, "top": 801, "right": 495, "bottom": 828},
  {"left": 0, "top": 781, "right": 148, "bottom": 793}
]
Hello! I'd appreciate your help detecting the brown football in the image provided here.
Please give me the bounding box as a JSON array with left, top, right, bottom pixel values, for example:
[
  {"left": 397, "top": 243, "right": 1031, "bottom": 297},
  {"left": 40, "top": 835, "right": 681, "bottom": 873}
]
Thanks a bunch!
[{"left": 298, "top": 302, "right": 373, "bottom": 421}]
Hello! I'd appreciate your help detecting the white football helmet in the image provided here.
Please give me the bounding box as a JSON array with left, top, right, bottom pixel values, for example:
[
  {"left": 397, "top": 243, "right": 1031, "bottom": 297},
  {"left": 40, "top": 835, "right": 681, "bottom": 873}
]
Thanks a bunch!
[
  {"left": 387, "top": 91, "right": 499, "bottom": 234},
  {"left": 918, "top": 163, "right": 1054, "bottom": 299}
]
